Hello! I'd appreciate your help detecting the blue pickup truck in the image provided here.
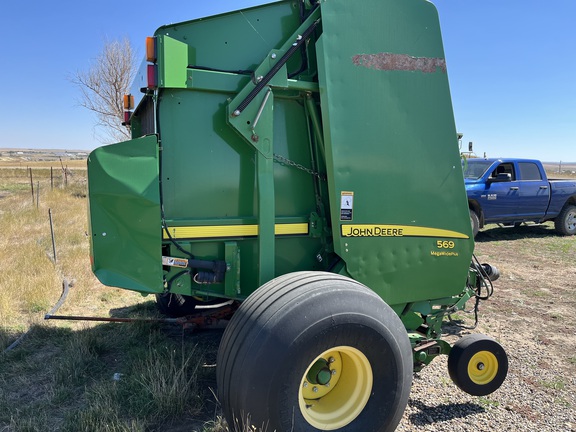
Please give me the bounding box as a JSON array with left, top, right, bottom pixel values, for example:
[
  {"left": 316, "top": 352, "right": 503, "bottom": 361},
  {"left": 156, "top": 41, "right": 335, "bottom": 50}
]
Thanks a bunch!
[{"left": 463, "top": 158, "right": 576, "bottom": 236}]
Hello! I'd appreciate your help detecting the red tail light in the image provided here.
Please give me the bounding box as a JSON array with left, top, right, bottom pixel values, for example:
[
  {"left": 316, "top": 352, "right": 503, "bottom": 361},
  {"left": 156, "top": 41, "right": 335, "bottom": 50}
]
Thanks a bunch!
[{"left": 147, "top": 64, "right": 158, "bottom": 89}]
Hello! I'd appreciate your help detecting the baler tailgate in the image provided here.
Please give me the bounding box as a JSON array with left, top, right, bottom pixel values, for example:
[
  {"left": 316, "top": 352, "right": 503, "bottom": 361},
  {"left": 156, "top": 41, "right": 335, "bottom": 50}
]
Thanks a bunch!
[
  {"left": 316, "top": 0, "right": 473, "bottom": 305},
  {"left": 87, "top": 135, "right": 163, "bottom": 293}
]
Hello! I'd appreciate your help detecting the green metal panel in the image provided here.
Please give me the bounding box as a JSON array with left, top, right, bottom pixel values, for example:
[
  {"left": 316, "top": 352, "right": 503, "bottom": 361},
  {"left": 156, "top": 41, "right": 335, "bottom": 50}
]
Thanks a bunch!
[
  {"left": 158, "top": 83, "right": 323, "bottom": 295},
  {"left": 153, "top": 1, "right": 302, "bottom": 75},
  {"left": 157, "top": 35, "right": 190, "bottom": 89},
  {"left": 316, "top": 0, "right": 474, "bottom": 306},
  {"left": 150, "top": 2, "right": 321, "bottom": 293},
  {"left": 87, "top": 135, "right": 162, "bottom": 293}
]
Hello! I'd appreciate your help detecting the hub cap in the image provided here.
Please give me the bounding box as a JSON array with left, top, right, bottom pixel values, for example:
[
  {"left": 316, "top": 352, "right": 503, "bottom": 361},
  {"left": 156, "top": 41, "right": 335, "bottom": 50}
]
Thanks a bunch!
[
  {"left": 566, "top": 210, "right": 575, "bottom": 231},
  {"left": 298, "top": 346, "right": 373, "bottom": 430},
  {"left": 468, "top": 350, "right": 498, "bottom": 385}
]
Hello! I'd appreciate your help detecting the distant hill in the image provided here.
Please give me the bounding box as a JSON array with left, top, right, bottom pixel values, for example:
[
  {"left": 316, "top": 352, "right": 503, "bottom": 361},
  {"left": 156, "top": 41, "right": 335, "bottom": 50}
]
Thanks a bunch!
[{"left": 0, "top": 148, "right": 88, "bottom": 162}]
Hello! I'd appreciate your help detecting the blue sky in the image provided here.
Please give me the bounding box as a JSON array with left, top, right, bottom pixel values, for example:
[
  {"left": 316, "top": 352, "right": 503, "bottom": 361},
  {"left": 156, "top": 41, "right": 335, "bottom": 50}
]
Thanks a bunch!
[{"left": 1, "top": 1, "right": 574, "bottom": 162}]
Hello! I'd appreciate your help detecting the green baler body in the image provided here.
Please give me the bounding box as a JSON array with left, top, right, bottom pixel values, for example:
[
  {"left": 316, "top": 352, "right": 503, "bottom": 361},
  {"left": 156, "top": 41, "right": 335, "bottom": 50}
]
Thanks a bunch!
[{"left": 88, "top": 0, "right": 473, "bottom": 324}]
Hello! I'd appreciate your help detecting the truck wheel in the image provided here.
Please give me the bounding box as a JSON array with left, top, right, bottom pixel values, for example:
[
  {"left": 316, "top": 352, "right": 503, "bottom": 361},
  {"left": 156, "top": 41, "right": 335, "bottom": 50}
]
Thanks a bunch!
[
  {"left": 217, "top": 272, "right": 412, "bottom": 432},
  {"left": 155, "top": 293, "right": 197, "bottom": 317},
  {"left": 470, "top": 209, "right": 480, "bottom": 237},
  {"left": 554, "top": 204, "right": 576, "bottom": 235},
  {"left": 448, "top": 334, "right": 508, "bottom": 396}
]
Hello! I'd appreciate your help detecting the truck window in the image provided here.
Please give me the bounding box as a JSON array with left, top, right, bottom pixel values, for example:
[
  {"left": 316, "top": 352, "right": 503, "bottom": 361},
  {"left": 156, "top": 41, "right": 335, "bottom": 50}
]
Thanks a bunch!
[
  {"left": 462, "top": 159, "right": 493, "bottom": 179},
  {"left": 518, "top": 162, "right": 542, "bottom": 181},
  {"left": 491, "top": 163, "right": 515, "bottom": 180}
]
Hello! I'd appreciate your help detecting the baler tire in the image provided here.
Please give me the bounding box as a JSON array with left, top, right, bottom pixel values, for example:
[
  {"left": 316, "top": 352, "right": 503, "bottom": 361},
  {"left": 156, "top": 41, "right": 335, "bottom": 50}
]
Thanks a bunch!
[
  {"left": 470, "top": 209, "right": 480, "bottom": 237},
  {"left": 155, "top": 293, "right": 197, "bottom": 317},
  {"left": 216, "top": 271, "right": 412, "bottom": 432},
  {"left": 448, "top": 334, "right": 508, "bottom": 396},
  {"left": 554, "top": 204, "right": 576, "bottom": 236}
]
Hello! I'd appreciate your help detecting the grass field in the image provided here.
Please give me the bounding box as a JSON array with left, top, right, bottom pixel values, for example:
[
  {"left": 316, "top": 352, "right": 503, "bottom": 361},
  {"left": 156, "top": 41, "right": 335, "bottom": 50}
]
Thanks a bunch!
[
  {"left": 0, "top": 157, "right": 574, "bottom": 431},
  {"left": 0, "top": 161, "right": 225, "bottom": 431}
]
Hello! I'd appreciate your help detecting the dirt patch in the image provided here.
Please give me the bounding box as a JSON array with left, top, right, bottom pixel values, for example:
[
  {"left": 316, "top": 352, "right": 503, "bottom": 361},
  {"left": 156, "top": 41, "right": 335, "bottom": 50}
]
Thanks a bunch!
[{"left": 474, "top": 223, "right": 576, "bottom": 365}]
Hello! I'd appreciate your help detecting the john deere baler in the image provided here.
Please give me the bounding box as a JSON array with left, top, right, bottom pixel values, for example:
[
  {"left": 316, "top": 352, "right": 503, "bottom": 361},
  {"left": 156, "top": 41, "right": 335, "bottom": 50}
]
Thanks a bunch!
[{"left": 87, "top": 1, "right": 507, "bottom": 431}]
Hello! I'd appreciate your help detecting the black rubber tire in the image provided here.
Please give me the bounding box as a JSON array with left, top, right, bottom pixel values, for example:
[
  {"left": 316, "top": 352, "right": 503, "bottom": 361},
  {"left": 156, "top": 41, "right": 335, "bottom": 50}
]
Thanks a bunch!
[
  {"left": 155, "top": 293, "right": 197, "bottom": 317},
  {"left": 216, "top": 271, "right": 413, "bottom": 432},
  {"left": 554, "top": 204, "right": 576, "bottom": 235},
  {"left": 470, "top": 209, "right": 480, "bottom": 237},
  {"left": 448, "top": 334, "right": 508, "bottom": 396}
]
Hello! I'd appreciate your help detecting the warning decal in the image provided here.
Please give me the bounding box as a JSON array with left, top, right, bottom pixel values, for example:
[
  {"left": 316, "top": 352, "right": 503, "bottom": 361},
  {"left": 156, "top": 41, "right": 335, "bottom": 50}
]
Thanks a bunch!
[{"left": 340, "top": 191, "right": 354, "bottom": 221}]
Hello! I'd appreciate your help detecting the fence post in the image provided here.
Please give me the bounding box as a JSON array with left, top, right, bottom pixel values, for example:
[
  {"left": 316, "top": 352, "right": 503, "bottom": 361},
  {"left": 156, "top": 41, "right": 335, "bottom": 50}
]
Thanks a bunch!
[
  {"left": 29, "top": 167, "right": 34, "bottom": 205},
  {"left": 49, "top": 208, "right": 57, "bottom": 263}
]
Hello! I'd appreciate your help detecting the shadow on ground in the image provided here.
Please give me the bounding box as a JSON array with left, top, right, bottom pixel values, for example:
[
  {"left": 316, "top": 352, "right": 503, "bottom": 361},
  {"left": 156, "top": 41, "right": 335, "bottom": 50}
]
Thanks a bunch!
[
  {"left": 407, "top": 400, "right": 485, "bottom": 425},
  {"left": 475, "top": 222, "right": 559, "bottom": 243},
  {"left": 1, "top": 307, "right": 225, "bottom": 431}
]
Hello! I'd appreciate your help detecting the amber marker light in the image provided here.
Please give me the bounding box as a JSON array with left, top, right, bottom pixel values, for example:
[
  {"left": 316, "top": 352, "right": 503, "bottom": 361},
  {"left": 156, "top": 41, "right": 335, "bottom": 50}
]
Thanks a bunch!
[
  {"left": 146, "top": 37, "right": 157, "bottom": 63},
  {"left": 123, "top": 94, "right": 134, "bottom": 110}
]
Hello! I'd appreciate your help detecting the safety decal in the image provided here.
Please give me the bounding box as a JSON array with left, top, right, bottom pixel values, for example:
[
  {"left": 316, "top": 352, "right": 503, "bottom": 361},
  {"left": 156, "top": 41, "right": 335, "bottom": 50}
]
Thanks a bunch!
[
  {"left": 162, "top": 256, "right": 189, "bottom": 268},
  {"left": 340, "top": 191, "right": 354, "bottom": 221}
]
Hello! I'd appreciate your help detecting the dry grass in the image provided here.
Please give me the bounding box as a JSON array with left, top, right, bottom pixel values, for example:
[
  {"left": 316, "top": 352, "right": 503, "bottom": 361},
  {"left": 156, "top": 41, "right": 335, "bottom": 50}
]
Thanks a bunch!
[
  {"left": 0, "top": 183, "right": 65, "bottom": 339},
  {"left": 0, "top": 162, "right": 228, "bottom": 432},
  {"left": 0, "top": 163, "right": 150, "bottom": 338},
  {"left": 543, "top": 163, "right": 576, "bottom": 179},
  {"left": 1, "top": 166, "right": 91, "bottom": 337}
]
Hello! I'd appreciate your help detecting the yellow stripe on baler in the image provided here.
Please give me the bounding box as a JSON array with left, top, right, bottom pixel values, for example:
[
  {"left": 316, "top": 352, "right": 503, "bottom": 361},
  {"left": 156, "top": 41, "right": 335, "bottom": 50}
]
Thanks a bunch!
[{"left": 163, "top": 223, "right": 309, "bottom": 240}]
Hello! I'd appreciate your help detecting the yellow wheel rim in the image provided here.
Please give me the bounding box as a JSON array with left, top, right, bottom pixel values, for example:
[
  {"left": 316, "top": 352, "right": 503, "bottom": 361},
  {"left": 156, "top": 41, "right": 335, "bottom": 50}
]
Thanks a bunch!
[
  {"left": 298, "top": 346, "right": 373, "bottom": 430},
  {"left": 467, "top": 350, "right": 498, "bottom": 385}
]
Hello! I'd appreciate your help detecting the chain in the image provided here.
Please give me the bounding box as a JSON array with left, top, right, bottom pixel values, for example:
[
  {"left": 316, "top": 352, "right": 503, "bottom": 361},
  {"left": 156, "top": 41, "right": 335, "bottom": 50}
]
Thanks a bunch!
[{"left": 273, "top": 154, "right": 326, "bottom": 181}]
